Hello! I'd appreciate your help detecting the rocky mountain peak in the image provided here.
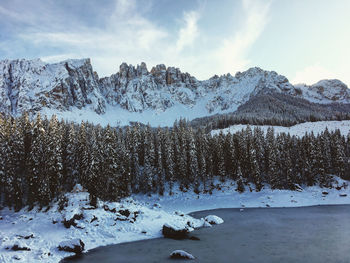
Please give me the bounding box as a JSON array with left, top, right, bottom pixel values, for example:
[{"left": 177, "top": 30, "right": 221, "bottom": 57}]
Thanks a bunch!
[
  {"left": 295, "top": 79, "right": 350, "bottom": 103},
  {"left": 137, "top": 62, "right": 148, "bottom": 76},
  {"left": 0, "top": 58, "right": 104, "bottom": 115},
  {"left": 312, "top": 79, "right": 348, "bottom": 90},
  {"left": 150, "top": 64, "right": 167, "bottom": 74},
  {"left": 0, "top": 58, "right": 349, "bottom": 124}
]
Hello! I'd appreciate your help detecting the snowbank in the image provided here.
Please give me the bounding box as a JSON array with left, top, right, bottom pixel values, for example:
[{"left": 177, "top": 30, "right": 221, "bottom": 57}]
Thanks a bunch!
[
  {"left": 58, "top": 239, "right": 85, "bottom": 254},
  {"left": 205, "top": 215, "right": 224, "bottom": 225},
  {"left": 162, "top": 221, "right": 194, "bottom": 239},
  {"left": 0, "top": 191, "right": 203, "bottom": 263},
  {"left": 170, "top": 250, "right": 195, "bottom": 260},
  {"left": 0, "top": 177, "right": 349, "bottom": 262}
]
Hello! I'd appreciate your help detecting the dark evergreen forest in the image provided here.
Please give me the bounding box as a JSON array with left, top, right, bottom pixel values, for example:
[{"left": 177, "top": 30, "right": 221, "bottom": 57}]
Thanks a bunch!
[
  {"left": 190, "top": 92, "right": 350, "bottom": 132},
  {"left": 0, "top": 113, "right": 349, "bottom": 211}
]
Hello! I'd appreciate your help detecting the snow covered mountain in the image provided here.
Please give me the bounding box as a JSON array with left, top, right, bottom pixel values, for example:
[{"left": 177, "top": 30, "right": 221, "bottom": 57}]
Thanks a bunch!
[
  {"left": 295, "top": 79, "right": 350, "bottom": 104},
  {"left": 0, "top": 58, "right": 105, "bottom": 115},
  {"left": 0, "top": 58, "right": 349, "bottom": 126}
]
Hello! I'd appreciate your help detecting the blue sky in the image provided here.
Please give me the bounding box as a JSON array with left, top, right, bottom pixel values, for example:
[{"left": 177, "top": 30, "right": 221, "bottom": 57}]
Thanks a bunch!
[{"left": 0, "top": 0, "right": 349, "bottom": 86}]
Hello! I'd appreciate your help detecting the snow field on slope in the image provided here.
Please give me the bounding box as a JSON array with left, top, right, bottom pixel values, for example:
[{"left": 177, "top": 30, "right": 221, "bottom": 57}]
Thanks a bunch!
[
  {"left": 211, "top": 120, "right": 350, "bottom": 137},
  {"left": 42, "top": 98, "right": 239, "bottom": 128}
]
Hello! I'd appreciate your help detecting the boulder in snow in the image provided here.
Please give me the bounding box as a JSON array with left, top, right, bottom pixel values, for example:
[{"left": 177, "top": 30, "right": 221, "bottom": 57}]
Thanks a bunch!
[
  {"left": 16, "top": 233, "right": 34, "bottom": 239},
  {"left": 103, "top": 204, "right": 117, "bottom": 213},
  {"left": 11, "top": 245, "right": 31, "bottom": 251},
  {"left": 58, "top": 239, "right": 85, "bottom": 254},
  {"left": 90, "top": 215, "right": 98, "bottom": 223},
  {"left": 204, "top": 215, "right": 224, "bottom": 225},
  {"left": 162, "top": 221, "right": 194, "bottom": 239},
  {"left": 170, "top": 250, "right": 195, "bottom": 260},
  {"left": 11, "top": 240, "right": 31, "bottom": 251},
  {"left": 63, "top": 213, "right": 83, "bottom": 228},
  {"left": 12, "top": 255, "right": 22, "bottom": 260},
  {"left": 118, "top": 209, "right": 131, "bottom": 217}
]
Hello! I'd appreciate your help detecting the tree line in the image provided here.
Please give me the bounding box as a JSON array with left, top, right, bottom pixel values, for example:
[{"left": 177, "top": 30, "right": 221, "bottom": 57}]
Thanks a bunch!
[
  {"left": 0, "top": 113, "right": 349, "bottom": 210},
  {"left": 190, "top": 92, "right": 350, "bottom": 132}
]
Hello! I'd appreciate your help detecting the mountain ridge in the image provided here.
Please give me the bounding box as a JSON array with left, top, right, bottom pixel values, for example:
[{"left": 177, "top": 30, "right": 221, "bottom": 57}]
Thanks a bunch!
[{"left": 0, "top": 58, "right": 349, "bottom": 126}]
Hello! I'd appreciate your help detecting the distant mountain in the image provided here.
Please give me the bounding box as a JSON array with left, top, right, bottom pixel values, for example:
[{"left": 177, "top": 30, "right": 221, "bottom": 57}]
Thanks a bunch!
[{"left": 0, "top": 58, "right": 349, "bottom": 126}]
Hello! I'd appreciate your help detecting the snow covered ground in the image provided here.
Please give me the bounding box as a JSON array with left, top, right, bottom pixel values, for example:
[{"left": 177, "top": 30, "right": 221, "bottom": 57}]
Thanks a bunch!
[
  {"left": 42, "top": 97, "right": 238, "bottom": 128},
  {"left": 1, "top": 178, "right": 350, "bottom": 263},
  {"left": 211, "top": 120, "right": 350, "bottom": 137}
]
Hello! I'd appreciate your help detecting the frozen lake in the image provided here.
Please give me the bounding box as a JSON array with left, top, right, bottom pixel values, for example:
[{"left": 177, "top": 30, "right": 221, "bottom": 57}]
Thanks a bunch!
[{"left": 61, "top": 205, "right": 350, "bottom": 263}]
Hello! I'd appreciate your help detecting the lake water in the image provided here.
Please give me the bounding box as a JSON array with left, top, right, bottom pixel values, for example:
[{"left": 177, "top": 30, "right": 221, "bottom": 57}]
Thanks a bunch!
[{"left": 61, "top": 205, "right": 350, "bottom": 263}]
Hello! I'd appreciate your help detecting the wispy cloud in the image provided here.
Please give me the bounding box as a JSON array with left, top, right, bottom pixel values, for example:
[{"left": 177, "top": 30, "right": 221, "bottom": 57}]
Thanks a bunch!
[
  {"left": 214, "top": 0, "right": 271, "bottom": 75},
  {"left": 0, "top": 0, "right": 271, "bottom": 79},
  {"left": 15, "top": 0, "right": 169, "bottom": 75},
  {"left": 292, "top": 63, "right": 350, "bottom": 87},
  {"left": 175, "top": 11, "right": 200, "bottom": 52}
]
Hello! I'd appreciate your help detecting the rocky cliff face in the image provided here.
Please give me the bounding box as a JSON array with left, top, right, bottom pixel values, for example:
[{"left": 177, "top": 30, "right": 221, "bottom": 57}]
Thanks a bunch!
[
  {"left": 99, "top": 62, "right": 198, "bottom": 112},
  {"left": 0, "top": 58, "right": 105, "bottom": 115},
  {"left": 295, "top": 79, "right": 350, "bottom": 104},
  {"left": 0, "top": 58, "right": 349, "bottom": 123}
]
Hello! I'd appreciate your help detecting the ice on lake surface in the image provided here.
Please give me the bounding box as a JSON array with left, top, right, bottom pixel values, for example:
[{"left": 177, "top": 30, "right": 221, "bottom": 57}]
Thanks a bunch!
[{"left": 61, "top": 205, "right": 350, "bottom": 263}]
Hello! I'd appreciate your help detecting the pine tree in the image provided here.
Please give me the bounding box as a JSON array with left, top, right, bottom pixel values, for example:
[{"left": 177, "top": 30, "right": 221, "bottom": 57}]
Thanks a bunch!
[
  {"left": 244, "top": 126, "right": 253, "bottom": 181},
  {"left": 19, "top": 112, "right": 32, "bottom": 185},
  {"left": 308, "top": 133, "right": 318, "bottom": 186},
  {"left": 222, "top": 133, "right": 234, "bottom": 179},
  {"left": 162, "top": 128, "right": 175, "bottom": 194},
  {"left": 0, "top": 115, "right": 7, "bottom": 205},
  {"left": 195, "top": 128, "right": 206, "bottom": 194},
  {"left": 216, "top": 132, "right": 226, "bottom": 182},
  {"left": 126, "top": 126, "right": 140, "bottom": 191},
  {"left": 46, "top": 115, "right": 63, "bottom": 200},
  {"left": 116, "top": 128, "right": 131, "bottom": 197},
  {"left": 142, "top": 125, "right": 155, "bottom": 193},
  {"left": 2, "top": 118, "right": 14, "bottom": 207},
  {"left": 253, "top": 127, "right": 265, "bottom": 180},
  {"left": 8, "top": 119, "right": 25, "bottom": 210},
  {"left": 87, "top": 125, "right": 104, "bottom": 206},
  {"left": 294, "top": 139, "right": 305, "bottom": 185},
  {"left": 332, "top": 131, "right": 346, "bottom": 179},
  {"left": 64, "top": 123, "right": 77, "bottom": 190},
  {"left": 266, "top": 127, "right": 279, "bottom": 188},
  {"left": 250, "top": 145, "right": 262, "bottom": 191},
  {"left": 77, "top": 121, "right": 90, "bottom": 188},
  {"left": 155, "top": 128, "right": 165, "bottom": 195},
  {"left": 283, "top": 144, "right": 294, "bottom": 189},
  {"left": 175, "top": 123, "right": 187, "bottom": 191},
  {"left": 103, "top": 125, "right": 121, "bottom": 200},
  {"left": 236, "top": 165, "right": 245, "bottom": 193},
  {"left": 204, "top": 134, "right": 215, "bottom": 192},
  {"left": 28, "top": 114, "right": 50, "bottom": 206},
  {"left": 185, "top": 128, "right": 199, "bottom": 189},
  {"left": 237, "top": 130, "right": 248, "bottom": 180}
]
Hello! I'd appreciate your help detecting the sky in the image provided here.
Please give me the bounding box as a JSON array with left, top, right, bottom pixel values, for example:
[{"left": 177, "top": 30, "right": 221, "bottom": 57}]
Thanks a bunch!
[{"left": 0, "top": 0, "right": 350, "bottom": 86}]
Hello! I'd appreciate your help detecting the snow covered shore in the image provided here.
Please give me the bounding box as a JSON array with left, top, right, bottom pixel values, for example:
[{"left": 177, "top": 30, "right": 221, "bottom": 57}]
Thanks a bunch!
[{"left": 0, "top": 178, "right": 349, "bottom": 263}]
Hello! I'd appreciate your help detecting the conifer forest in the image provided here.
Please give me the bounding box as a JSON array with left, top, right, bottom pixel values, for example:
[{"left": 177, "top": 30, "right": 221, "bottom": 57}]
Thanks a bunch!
[{"left": 1, "top": 113, "right": 349, "bottom": 211}]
